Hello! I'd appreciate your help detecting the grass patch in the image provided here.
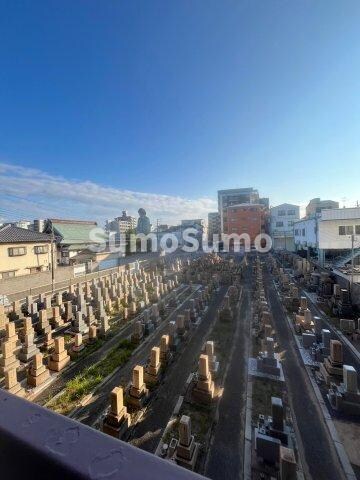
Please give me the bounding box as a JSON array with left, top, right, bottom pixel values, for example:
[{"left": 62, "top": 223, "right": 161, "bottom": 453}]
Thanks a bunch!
[
  {"left": 251, "top": 378, "right": 284, "bottom": 422},
  {"left": 48, "top": 339, "right": 136, "bottom": 415}
]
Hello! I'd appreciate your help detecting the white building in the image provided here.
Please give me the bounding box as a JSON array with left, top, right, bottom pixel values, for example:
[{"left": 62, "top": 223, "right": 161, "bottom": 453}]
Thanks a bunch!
[
  {"left": 294, "top": 217, "right": 318, "bottom": 252},
  {"left": 270, "top": 203, "right": 300, "bottom": 252},
  {"left": 106, "top": 211, "right": 137, "bottom": 235},
  {"left": 181, "top": 219, "right": 207, "bottom": 237},
  {"left": 294, "top": 207, "right": 360, "bottom": 267}
]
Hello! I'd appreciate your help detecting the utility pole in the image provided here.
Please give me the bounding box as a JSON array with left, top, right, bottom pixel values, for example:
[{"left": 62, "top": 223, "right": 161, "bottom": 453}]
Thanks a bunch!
[
  {"left": 51, "top": 223, "right": 55, "bottom": 294},
  {"left": 351, "top": 233, "right": 354, "bottom": 286},
  {"left": 156, "top": 218, "right": 160, "bottom": 253}
]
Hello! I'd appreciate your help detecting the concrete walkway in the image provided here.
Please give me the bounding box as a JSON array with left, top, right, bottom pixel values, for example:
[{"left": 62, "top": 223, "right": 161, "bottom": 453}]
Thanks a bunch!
[
  {"left": 205, "top": 263, "right": 251, "bottom": 480},
  {"left": 263, "top": 265, "right": 346, "bottom": 480}
]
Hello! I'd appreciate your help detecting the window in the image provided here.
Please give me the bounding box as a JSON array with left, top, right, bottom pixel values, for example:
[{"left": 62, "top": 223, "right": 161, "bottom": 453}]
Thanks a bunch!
[
  {"left": 276, "top": 221, "right": 284, "bottom": 227},
  {"left": 34, "top": 245, "right": 49, "bottom": 254},
  {"left": 8, "top": 247, "right": 27, "bottom": 256},
  {"left": 288, "top": 220, "right": 294, "bottom": 227},
  {"left": 356, "top": 225, "right": 360, "bottom": 235},
  {"left": 339, "top": 226, "right": 353, "bottom": 235},
  {"left": 294, "top": 229, "right": 299, "bottom": 235},
  {"left": 0, "top": 270, "right": 16, "bottom": 279},
  {"left": 302, "top": 228, "right": 305, "bottom": 236},
  {"left": 287, "top": 209, "right": 295, "bottom": 215},
  {"left": 278, "top": 210, "right": 286, "bottom": 216}
]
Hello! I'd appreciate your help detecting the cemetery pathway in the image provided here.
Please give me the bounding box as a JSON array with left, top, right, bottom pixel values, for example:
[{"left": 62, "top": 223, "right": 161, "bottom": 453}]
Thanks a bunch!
[
  {"left": 263, "top": 264, "right": 345, "bottom": 480},
  {"left": 129, "top": 285, "right": 229, "bottom": 454},
  {"left": 204, "top": 261, "right": 251, "bottom": 480}
]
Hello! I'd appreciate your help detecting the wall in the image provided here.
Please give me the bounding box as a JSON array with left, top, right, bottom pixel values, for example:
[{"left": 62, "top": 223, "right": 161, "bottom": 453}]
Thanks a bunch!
[
  {"left": 272, "top": 236, "right": 296, "bottom": 252},
  {"left": 270, "top": 203, "right": 299, "bottom": 236},
  {"left": 318, "top": 219, "right": 360, "bottom": 249},
  {"left": 223, "top": 205, "right": 266, "bottom": 244},
  {"left": 294, "top": 218, "right": 317, "bottom": 248},
  {"left": 0, "top": 242, "right": 52, "bottom": 278}
]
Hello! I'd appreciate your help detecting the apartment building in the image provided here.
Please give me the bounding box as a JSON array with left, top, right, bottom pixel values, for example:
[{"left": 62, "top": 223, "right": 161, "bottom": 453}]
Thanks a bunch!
[
  {"left": 208, "top": 212, "right": 220, "bottom": 241},
  {"left": 270, "top": 203, "right": 300, "bottom": 252},
  {"left": 106, "top": 211, "right": 137, "bottom": 235},
  {"left": 223, "top": 203, "right": 267, "bottom": 245},
  {"left": 305, "top": 198, "right": 339, "bottom": 217}
]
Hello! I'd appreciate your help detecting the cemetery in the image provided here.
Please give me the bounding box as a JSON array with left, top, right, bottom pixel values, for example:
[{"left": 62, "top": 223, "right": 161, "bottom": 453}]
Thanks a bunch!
[
  {"left": 1, "top": 250, "right": 358, "bottom": 479},
  {"left": 270, "top": 251, "right": 360, "bottom": 476}
]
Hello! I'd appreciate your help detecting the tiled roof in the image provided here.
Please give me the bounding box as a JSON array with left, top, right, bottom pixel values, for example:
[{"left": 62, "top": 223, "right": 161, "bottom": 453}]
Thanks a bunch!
[{"left": 0, "top": 225, "right": 52, "bottom": 244}]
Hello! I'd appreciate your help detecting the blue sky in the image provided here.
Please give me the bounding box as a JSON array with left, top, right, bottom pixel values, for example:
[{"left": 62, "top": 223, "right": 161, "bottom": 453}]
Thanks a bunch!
[{"left": 1, "top": 0, "right": 359, "bottom": 224}]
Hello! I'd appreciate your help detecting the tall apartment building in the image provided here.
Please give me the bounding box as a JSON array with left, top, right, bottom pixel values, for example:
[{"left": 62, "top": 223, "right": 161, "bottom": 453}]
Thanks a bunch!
[
  {"left": 33, "top": 219, "right": 45, "bottom": 233},
  {"left": 208, "top": 212, "right": 220, "bottom": 241},
  {"left": 217, "top": 188, "right": 269, "bottom": 242},
  {"left": 218, "top": 188, "right": 259, "bottom": 232},
  {"left": 270, "top": 203, "right": 300, "bottom": 252},
  {"left": 305, "top": 198, "right": 339, "bottom": 217},
  {"left": 223, "top": 204, "right": 267, "bottom": 245},
  {"left": 106, "top": 211, "right": 137, "bottom": 235}
]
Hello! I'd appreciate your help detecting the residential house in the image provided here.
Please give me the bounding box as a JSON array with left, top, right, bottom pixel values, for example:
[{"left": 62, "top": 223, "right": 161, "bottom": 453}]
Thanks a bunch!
[{"left": 0, "top": 225, "right": 53, "bottom": 279}]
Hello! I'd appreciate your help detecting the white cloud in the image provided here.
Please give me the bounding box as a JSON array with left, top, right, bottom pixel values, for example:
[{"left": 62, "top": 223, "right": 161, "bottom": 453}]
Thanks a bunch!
[{"left": 0, "top": 162, "right": 217, "bottom": 225}]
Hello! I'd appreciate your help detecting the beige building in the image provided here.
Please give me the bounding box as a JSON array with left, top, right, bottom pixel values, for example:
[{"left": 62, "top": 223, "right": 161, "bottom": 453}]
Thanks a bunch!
[
  {"left": 0, "top": 225, "right": 53, "bottom": 279},
  {"left": 305, "top": 198, "right": 339, "bottom": 217}
]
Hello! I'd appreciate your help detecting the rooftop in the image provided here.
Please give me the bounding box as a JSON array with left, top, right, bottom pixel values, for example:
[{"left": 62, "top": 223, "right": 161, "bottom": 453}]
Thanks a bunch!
[
  {"left": 46, "top": 219, "right": 99, "bottom": 245},
  {"left": 0, "top": 225, "right": 52, "bottom": 244},
  {"left": 320, "top": 207, "right": 360, "bottom": 221}
]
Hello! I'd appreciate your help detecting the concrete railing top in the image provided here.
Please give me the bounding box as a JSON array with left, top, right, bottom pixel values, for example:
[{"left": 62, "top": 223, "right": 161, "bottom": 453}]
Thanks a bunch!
[{"left": 0, "top": 389, "right": 206, "bottom": 480}]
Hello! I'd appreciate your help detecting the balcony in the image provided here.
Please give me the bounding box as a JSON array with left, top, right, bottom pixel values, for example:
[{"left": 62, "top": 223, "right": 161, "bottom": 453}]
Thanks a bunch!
[{"left": 0, "top": 390, "right": 206, "bottom": 480}]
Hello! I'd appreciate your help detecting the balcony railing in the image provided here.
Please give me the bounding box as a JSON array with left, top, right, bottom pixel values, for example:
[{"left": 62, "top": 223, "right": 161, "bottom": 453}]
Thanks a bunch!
[{"left": 0, "top": 390, "right": 206, "bottom": 480}]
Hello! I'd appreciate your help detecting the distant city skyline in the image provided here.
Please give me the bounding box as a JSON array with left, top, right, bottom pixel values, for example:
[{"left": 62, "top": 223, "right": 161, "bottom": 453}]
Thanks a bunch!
[{"left": 0, "top": 162, "right": 358, "bottom": 225}]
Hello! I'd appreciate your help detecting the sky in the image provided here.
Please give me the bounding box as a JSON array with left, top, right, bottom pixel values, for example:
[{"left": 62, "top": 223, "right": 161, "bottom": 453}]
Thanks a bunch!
[{"left": 1, "top": 0, "right": 360, "bottom": 225}]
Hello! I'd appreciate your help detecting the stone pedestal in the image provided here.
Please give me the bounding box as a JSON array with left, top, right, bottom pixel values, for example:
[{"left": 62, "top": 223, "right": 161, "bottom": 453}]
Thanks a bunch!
[
  {"left": 38, "top": 310, "right": 52, "bottom": 336},
  {"left": 99, "top": 315, "right": 110, "bottom": 337},
  {"left": 5, "top": 322, "right": 20, "bottom": 351},
  {"left": 88, "top": 325, "right": 97, "bottom": 344},
  {"left": 320, "top": 340, "right": 344, "bottom": 385},
  {"left": 64, "top": 301, "right": 73, "bottom": 322},
  {"left": 27, "top": 353, "right": 50, "bottom": 387},
  {"left": 48, "top": 337, "right": 70, "bottom": 372},
  {"left": 145, "top": 347, "right": 161, "bottom": 385},
  {"left": 0, "top": 340, "right": 20, "bottom": 375},
  {"left": 86, "top": 305, "right": 96, "bottom": 326},
  {"left": 132, "top": 321, "right": 143, "bottom": 343},
  {"left": 52, "top": 306, "right": 64, "bottom": 327},
  {"left": 72, "top": 311, "right": 88, "bottom": 334},
  {"left": 102, "top": 386, "right": 131, "bottom": 439},
  {"left": 19, "top": 327, "right": 40, "bottom": 363},
  {"left": 174, "top": 415, "right": 200, "bottom": 471},
  {"left": 44, "top": 331, "right": 55, "bottom": 350},
  {"left": 126, "top": 365, "right": 149, "bottom": 408},
  {"left": 71, "top": 333, "right": 85, "bottom": 356},
  {"left": 192, "top": 354, "right": 215, "bottom": 404},
  {"left": 160, "top": 334, "right": 170, "bottom": 363},
  {"left": 176, "top": 315, "right": 185, "bottom": 336},
  {"left": 5, "top": 368, "right": 25, "bottom": 397}
]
